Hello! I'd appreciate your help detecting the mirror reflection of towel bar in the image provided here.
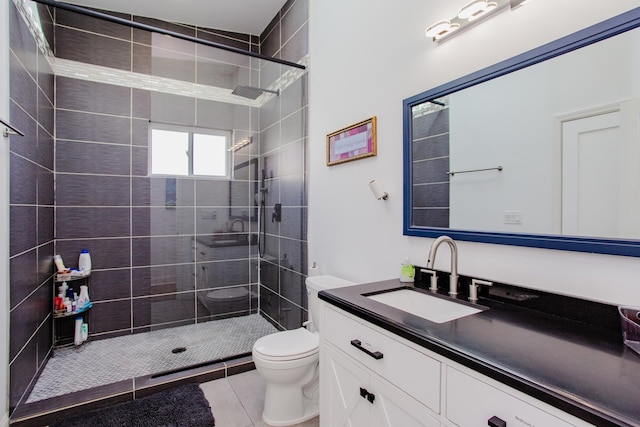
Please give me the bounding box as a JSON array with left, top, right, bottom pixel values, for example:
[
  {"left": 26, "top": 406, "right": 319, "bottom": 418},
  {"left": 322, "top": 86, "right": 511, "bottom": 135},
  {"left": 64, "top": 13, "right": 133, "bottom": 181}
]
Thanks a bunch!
[
  {"left": 447, "top": 166, "right": 503, "bottom": 176},
  {"left": 1, "top": 117, "right": 25, "bottom": 137}
]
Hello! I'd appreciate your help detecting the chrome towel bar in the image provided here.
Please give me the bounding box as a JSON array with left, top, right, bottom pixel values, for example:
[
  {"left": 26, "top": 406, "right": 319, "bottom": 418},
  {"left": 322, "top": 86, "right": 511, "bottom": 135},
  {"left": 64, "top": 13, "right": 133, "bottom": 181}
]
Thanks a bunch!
[
  {"left": 447, "top": 166, "right": 503, "bottom": 176},
  {"left": 1, "top": 117, "right": 25, "bottom": 137}
]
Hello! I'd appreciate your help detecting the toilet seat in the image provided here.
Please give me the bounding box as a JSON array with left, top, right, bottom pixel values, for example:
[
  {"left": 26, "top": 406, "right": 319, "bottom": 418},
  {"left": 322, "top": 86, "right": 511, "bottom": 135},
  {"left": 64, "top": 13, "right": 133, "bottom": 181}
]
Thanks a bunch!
[
  {"left": 206, "top": 287, "right": 248, "bottom": 300},
  {"left": 253, "top": 328, "right": 319, "bottom": 361}
]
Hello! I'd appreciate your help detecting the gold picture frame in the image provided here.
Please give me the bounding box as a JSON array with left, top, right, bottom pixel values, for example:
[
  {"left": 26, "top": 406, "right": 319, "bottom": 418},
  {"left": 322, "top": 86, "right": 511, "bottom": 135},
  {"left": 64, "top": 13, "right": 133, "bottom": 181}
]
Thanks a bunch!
[{"left": 326, "top": 117, "right": 377, "bottom": 166}]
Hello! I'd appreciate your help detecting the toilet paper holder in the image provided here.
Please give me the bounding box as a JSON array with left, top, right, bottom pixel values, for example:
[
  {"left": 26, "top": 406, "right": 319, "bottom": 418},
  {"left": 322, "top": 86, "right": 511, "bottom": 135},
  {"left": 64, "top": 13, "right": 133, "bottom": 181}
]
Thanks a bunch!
[{"left": 369, "top": 179, "right": 389, "bottom": 200}]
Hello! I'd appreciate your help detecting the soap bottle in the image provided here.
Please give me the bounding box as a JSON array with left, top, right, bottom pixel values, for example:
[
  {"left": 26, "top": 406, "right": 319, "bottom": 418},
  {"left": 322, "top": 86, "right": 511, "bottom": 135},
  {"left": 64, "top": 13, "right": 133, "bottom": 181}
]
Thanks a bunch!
[
  {"left": 400, "top": 257, "right": 415, "bottom": 283},
  {"left": 54, "top": 254, "right": 67, "bottom": 273},
  {"left": 78, "top": 249, "right": 91, "bottom": 274},
  {"left": 58, "top": 281, "right": 68, "bottom": 298},
  {"left": 81, "top": 322, "right": 88, "bottom": 341},
  {"left": 309, "top": 262, "right": 319, "bottom": 277},
  {"left": 77, "top": 285, "right": 90, "bottom": 309},
  {"left": 74, "top": 317, "right": 83, "bottom": 346}
]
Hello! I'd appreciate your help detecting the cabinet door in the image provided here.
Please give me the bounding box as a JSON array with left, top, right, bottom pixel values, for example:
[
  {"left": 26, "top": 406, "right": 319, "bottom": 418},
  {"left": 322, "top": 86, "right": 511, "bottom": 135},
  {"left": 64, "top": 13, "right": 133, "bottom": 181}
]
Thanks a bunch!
[
  {"left": 323, "top": 344, "right": 371, "bottom": 427},
  {"left": 446, "top": 367, "right": 577, "bottom": 427},
  {"left": 324, "top": 306, "right": 441, "bottom": 412},
  {"left": 370, "top": 374, "right": 441, "bottom": 427}
]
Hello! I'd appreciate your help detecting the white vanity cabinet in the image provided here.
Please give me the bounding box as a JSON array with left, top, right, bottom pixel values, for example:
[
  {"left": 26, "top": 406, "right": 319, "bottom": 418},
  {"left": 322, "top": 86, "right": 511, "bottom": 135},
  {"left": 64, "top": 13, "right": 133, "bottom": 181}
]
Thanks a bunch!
[
  {"left": 321, "top": 305, "right": 441, "bottom": 427},
  {"left": 320, "top": 303, "right": 594, "bottom": 427},
  {"left": 324, "top": 345, "right": 441, "bottom": 427}
]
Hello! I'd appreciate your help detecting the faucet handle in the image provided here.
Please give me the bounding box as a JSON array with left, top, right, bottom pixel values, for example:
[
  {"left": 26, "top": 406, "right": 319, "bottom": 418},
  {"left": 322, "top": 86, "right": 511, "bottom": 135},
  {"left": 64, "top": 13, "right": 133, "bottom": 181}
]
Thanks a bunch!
[
  {"left": 420, "top": 269, "right": 439, "bottom": 292},
  {"left": 469, "top": 278, "right": 492, "bottom": 302}
]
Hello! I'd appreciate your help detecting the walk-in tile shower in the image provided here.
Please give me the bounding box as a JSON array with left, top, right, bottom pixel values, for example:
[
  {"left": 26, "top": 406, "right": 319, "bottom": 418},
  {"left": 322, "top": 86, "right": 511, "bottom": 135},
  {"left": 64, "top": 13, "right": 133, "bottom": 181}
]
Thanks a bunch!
[{"left": 8, "top": 0, "right": 309, "bottom": 419}]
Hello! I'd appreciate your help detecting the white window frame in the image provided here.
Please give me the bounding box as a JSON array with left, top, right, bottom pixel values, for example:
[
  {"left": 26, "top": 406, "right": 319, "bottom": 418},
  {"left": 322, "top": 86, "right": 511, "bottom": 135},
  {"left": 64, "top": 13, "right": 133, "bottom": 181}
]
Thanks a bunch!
[{"left": 149, "top": 123, "right": 231, "bottom": 178}]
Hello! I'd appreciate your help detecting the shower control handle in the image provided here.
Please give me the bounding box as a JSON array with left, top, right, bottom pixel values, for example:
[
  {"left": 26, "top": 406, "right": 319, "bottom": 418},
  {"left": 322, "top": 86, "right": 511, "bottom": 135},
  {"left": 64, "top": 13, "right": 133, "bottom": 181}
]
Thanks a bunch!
[
  {"left": 350, "top": 339, "right": 384, "bottom": 360},
  {"left": 272, "top": 203, "right": 281, "bottom": 222}
]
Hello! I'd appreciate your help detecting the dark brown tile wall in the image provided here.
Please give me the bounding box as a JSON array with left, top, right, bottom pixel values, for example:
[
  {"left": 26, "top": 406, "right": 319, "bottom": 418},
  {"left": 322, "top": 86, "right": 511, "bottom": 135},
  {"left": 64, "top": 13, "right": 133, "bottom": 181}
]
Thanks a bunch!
[
  {"left": 412, "top": 108, "right": 451, "bottom": 228},
  {"left": 258, "top": 0, "right": 309, "bottom": 330},
  {"left": 50, "top": 2, "right": 266, "bottom": 339},
  {"left": 8, "top": 0, "right": 55, "bottom": 412}
]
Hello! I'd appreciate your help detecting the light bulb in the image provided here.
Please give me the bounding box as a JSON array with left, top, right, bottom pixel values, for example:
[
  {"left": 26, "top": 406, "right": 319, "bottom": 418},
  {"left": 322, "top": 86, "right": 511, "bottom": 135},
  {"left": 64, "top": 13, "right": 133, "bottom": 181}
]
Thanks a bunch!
[
  {"left": 458, "top": 0, "right": 498, "bottom": 21},
  {"left": 425, "top": 21, "right": 460, "bottom": 39}
]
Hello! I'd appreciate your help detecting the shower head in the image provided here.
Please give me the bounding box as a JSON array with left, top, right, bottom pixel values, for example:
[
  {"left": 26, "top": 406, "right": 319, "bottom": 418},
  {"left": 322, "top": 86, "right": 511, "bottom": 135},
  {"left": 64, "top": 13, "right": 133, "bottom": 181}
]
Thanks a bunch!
[{"left": 232, "top": 85, "right": 279, "bottom": 100}]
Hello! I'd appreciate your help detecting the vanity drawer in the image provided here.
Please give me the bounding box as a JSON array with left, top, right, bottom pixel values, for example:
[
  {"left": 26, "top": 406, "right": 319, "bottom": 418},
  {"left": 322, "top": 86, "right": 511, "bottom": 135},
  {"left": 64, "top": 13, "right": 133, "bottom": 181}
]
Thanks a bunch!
[
  {"left": 324, "top": 306, "right": 441, "bottom": 413},
  {"left": 446, "top": 366, "right": 577, "bottom": 427}
]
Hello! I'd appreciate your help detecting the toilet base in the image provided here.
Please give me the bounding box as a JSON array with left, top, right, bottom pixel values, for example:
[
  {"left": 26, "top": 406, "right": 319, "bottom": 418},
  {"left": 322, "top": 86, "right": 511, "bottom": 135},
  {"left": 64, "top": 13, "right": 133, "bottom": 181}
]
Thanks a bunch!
[
  {"left": 262, "top": 399, "right": 318, "bottom": 427},
  {"left": 260, "top": 365, "right": 319, "bottom": 426}
]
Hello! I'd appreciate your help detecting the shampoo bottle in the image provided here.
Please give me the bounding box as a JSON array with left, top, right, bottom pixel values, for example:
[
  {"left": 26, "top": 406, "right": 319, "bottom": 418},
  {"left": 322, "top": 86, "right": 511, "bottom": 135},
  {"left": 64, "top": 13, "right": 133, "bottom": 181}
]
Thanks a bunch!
[
  {"left": 78, "top": 249, "right": 91, "bottom": 274},
  {"left": 81, "top": 322, "right": 88, "bottom": 342},
  {"left": 74, "top": 317, "right": 83, "bottom": 346},
  {"left": 77, "top": 285, "right": 90, "bottom": 309},
  {"left": 400, "top": 257, "right": 415, "bottom": 283},
  {"left": 54, "top": 255, "right": 67, "bottom": 273}
]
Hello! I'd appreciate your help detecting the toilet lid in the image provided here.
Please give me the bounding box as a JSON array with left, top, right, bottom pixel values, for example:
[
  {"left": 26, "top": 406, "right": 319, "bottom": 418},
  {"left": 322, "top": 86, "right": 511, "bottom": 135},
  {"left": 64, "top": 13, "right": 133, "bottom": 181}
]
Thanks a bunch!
[
  {"left": 253, "top": 328, "right": 319, "bottom": 359},
  {"left": 206, "top": 288, "right": 248, "bottom": 300}
]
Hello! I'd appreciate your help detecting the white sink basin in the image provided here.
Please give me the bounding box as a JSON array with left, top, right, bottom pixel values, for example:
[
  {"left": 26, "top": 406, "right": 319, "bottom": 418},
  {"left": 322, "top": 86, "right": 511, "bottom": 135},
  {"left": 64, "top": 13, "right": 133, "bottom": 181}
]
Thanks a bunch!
[{"left": 366, "top": 288, "right": 483, "bottom": 323}]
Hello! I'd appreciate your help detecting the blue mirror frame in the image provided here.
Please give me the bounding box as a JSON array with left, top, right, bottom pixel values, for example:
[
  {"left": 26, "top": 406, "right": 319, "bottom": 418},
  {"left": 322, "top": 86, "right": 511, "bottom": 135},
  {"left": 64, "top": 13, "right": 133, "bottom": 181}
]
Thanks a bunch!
[{"left": 403, "top": 8, "right": 640, "bottom": 257}]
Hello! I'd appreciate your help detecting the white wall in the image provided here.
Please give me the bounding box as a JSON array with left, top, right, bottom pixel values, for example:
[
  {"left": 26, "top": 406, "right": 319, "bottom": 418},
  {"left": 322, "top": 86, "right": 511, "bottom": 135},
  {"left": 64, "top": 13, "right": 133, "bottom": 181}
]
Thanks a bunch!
[
  {"left": 308, "top": 0, "right": 640, "bottom": 306},
  {"left": 1, "top": 0, "right": 11, "bottom": 423}
]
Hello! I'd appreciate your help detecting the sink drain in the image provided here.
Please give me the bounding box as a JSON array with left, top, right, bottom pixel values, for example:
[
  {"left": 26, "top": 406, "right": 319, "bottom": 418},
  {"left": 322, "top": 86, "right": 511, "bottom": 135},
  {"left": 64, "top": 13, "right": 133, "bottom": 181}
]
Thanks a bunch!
[{"left": 172, "top": 347, "right": 187, "bottom": 354}]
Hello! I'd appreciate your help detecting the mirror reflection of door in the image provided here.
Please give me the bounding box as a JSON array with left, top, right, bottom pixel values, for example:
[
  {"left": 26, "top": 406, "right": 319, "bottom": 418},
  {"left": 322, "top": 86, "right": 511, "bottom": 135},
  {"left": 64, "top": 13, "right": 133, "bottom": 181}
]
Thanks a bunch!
[{"left": 561, "top": 100, "right": 640, "bottom": 238}]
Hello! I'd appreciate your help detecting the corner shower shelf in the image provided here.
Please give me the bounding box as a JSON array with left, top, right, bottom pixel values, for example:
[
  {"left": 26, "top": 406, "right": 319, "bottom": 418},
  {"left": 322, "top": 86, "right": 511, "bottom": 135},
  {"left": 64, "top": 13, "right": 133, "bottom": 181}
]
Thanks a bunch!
[
  {"left": 53, "top": 302, "right": 93, "bottom": 318},
  {"left": 52, "top": 273, "right": 91, "bottom": 349},
  {"left": 55, "top": 271, "right": 90, "bottom": 282}
]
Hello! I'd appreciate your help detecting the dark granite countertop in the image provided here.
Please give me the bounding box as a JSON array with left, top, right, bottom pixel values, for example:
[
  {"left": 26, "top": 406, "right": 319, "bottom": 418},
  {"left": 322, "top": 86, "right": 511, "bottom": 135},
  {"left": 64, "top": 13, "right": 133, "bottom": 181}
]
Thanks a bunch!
[{"left": 319, "top": 279, "right": 640, "bottom": 427}]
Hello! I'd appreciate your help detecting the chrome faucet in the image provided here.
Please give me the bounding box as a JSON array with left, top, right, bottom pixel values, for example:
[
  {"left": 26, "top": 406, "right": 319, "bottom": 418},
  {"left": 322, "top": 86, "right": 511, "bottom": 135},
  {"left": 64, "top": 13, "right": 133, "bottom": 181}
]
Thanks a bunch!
[
  {"left": 229, "top": 218, "right": 245, "bottom": 232},
  {"left": 426, "top": 235, "right": 459, "bottom": 297}
]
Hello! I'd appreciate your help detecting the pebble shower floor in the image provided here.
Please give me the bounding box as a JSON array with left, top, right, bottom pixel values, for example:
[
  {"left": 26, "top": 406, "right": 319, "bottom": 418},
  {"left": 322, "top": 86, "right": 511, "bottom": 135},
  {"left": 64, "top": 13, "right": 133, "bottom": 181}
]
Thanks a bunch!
[{"left": 27, "top": 314, "right": 278, "bottom": 402}]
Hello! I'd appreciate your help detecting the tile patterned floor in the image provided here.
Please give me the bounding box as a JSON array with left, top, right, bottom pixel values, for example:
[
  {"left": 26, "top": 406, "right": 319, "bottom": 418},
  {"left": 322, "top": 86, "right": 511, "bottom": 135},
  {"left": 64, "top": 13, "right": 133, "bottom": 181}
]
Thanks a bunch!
[
  {"left": 201, "top": 369, "right": 319, "bottom": 427},
  {"left": 27, "top": 314, "right": 278, "bottom": 403}
]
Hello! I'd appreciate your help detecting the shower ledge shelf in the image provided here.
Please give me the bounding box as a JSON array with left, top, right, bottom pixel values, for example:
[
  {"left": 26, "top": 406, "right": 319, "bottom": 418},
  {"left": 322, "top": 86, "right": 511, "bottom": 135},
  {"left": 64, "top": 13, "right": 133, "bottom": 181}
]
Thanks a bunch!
[
  {"left": 53, "top": 302, "right": 93, "bottom": 318},
  {"left": 55, "top": 271, "right": 90, "bottom": 282}
]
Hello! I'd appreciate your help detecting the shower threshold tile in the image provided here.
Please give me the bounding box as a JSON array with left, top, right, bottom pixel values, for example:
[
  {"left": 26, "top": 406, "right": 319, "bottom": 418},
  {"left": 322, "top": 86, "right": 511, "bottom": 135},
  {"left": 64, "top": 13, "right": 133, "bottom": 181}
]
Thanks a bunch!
[
  {"left": 134, "top": 360, "right": 226, "bottom": 396},
  {"left": 10, "top": 380, "right": 133, "bottom": 427}
]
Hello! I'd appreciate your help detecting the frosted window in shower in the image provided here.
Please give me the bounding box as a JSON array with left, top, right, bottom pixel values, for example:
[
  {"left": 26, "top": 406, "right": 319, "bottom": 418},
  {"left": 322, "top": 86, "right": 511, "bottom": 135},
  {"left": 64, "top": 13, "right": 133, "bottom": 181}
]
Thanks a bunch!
[
  {"left": 150, "top": 125, "right": 230, "bottom": 177},
  {"left": 151, "top": 129, "right": 189, "bottom": 175},
  {"left": 193, "top": 133, "right": 227, "bottom": 176}
]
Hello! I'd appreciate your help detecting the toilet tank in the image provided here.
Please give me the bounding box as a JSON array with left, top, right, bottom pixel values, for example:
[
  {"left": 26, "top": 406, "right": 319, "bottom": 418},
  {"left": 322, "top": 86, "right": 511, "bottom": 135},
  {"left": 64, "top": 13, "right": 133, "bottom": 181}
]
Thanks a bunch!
[{"left": 306, "top": 275, "right": 354, "bottom": 332}]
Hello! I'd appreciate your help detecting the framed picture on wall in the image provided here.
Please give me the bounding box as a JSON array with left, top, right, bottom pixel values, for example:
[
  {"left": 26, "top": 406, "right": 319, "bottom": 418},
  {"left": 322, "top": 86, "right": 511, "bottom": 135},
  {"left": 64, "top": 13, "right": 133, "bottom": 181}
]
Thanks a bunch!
[{"left": 326, "top": 116, "right": 377, "bottom": 166}]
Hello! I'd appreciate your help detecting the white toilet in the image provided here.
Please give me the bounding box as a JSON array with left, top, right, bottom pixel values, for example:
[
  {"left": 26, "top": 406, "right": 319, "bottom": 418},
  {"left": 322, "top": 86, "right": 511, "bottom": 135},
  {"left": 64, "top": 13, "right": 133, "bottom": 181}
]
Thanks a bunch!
[
  {"left": 252, "top": 275, "right": 354, "bottom": 426},
  {"left": 198, "top": 287, "right": 252, "bottom": 316}
]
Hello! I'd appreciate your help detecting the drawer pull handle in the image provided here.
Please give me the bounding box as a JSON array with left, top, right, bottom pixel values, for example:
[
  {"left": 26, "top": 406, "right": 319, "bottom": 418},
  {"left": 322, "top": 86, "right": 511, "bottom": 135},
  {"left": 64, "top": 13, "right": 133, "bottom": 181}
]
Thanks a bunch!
[
  {"left": 359, "top": 387, "right": 368, "bottom": 398},
  {"left": 359, "top": 387, "right": 375, "bottom": 404},
  {"left": 350, "top": 339, "right": 384, "bottom": 360},
  {"left": 488, "top": 416, "right": 506, "bottom": 427}
]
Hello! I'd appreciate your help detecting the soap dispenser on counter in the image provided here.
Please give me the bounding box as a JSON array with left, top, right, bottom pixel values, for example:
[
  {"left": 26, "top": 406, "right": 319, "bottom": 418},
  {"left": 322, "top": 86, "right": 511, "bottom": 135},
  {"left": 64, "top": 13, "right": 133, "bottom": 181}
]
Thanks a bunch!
[{"left": 400, "top": 257, "right": 415, "bottom": 284}]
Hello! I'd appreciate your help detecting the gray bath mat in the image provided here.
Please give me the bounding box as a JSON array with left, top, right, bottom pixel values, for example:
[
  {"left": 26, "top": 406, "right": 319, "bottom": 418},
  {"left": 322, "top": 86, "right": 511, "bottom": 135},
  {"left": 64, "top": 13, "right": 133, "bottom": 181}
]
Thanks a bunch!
[{"left": 49, "top": 383, "right": 215, "bottom": 427}]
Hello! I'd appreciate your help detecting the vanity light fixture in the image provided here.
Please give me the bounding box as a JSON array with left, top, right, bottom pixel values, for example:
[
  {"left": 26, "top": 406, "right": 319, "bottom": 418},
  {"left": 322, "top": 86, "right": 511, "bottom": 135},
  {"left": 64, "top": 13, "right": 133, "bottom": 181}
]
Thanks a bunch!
[
  {"left": 229, "top": 137, "right": 252, "bottom": 152},
  {"left": 425, "top": 0, "right": 537, "bottom": 42}
]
